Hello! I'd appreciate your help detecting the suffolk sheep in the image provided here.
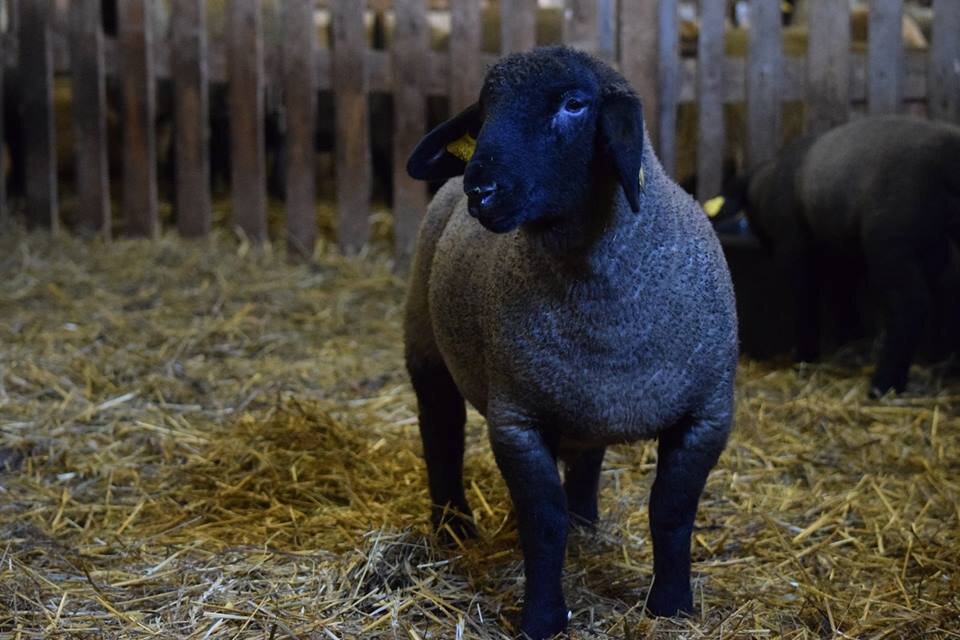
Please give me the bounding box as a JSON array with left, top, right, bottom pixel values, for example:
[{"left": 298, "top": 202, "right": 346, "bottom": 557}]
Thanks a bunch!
[
  {"left": 404, "top": 46, "right": 738, "bottom": 639},
  {"left": 709, "top": 115, "right": 960, "bottom": 397}
]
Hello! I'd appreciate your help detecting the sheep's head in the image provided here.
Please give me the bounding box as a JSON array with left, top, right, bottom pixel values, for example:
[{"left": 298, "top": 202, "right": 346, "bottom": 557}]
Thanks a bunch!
[{"left": 407, "top": 46, "right": 645, "bottom": 233}]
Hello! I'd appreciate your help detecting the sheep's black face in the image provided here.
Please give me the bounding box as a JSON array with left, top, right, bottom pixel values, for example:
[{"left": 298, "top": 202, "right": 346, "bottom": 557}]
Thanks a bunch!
[
  {"left": 462, "top": 56, "right": 603, "bottom": 232},
  {"left": 407, "top": 46, "right": 646, "bottom": 234}
]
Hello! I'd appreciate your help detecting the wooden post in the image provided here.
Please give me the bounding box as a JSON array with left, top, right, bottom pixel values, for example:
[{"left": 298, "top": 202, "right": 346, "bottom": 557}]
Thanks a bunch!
[
  {"left": 563, "top": 0, "right": 598, "bottom": 54},
  {"left": 228, "top": 0, "right": 267, "bottom": 242},
  {"left": 868, "top": 0, "right": 904, "bottom": 116},
  {"left": 0, "top": 11, "right": 6, "bottom": 228},
  {"left": 696, "top": 0, "right": 724, "bottom": 201},
  {"left": 70, "top": 0, "right": 110, "bottom": 236},
  {"left": 806, "top": 0, "right": 850, "bottom": 135},
  {"left": 392, "top": 0, "right": 428, "bottom": 270},
  {"left": 621, "top": 0, "right": 661, "bottom": 153},
  {"left": 172, "top": 0, "right": 212, "bottom": 238},
  {"left": 119, "top": 0, "right": 158, "bottom": 237},
  {"left": 20, "top": 0, "right": 57, "bottom": 230},
  {"left": 929, "top": 0, "right": 960, "bottom": 123},
  {"left": 746, "top": 0, "right": 784, "bottom": 168},
  {"left": 657, "top": 0, "right": 679, "bottom": 177},
  {"left": 449, "top": 0, "right": 481, "bottom": 113},
  {"left": 501, "top": 0, "right": 535, "bottom": 54},
  {"left": 331, "top": 0, "right": 370, "bottom": 254},
  {"left": 282, "top": 0, "right": 317, "bottom": 261}
]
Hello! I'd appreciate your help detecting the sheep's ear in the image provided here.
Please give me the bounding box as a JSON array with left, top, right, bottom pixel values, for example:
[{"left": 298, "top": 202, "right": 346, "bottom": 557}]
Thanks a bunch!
[
  {"left": 598, "top": 93, "right": 644, "bottom": 213},
  {"left": 407, "top": 103, "right": 482, "bottom": 181}
]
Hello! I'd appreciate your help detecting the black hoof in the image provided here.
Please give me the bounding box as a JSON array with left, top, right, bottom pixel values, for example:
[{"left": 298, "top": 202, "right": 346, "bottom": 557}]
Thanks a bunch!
[
  {"left": 520, "top": 603, "right": 568, "bottom": 640},
  {"left": 646, "top": 584, "right": 693, "bottom": 618},
  {"left": 869, "top": 370, "right": 907, "bottom": 398},
  {"left": 431, "top": 506, "right": 477, "bottom": 544}
]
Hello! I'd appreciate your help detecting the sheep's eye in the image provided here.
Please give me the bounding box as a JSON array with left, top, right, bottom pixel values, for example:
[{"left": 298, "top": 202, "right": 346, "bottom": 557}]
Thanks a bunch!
[{"left": 562, "top": 97, "right": 587, "bottom": 115}]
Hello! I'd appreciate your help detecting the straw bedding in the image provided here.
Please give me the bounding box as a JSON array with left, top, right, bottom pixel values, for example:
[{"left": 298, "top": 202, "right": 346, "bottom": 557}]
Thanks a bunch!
[{"left": 1, "top": 228, "right": 958, "bottom": 639}]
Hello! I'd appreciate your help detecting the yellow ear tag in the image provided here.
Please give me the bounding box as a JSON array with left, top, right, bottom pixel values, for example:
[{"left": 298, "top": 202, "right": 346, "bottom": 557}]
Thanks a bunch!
[
  {"left": 446, "top": 134, "right": 477, "bottom": 163},
  {"left": 703, "top": 196, "right": 725, "bottom": 218}
]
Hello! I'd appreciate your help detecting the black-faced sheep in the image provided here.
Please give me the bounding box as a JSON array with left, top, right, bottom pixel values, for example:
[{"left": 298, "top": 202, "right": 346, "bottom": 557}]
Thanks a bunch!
[
  {"left": 404, "top": 46, "right": 738, "bottom": 639},
  {"left": 709, "top": 115, "right": 960, "bottom": 397}
]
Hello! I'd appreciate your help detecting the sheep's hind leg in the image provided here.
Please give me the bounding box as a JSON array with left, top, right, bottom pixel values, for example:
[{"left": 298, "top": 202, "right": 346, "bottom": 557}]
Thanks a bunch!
[
  {"left": 490, "top": 422, "right": 569, "bottom": 640},
  {"left": 408, "top": 362, "right": 475, "bottom": 541},
  {"left": 563, "top": 446, "right": 606, "bottom": 526},
  {"left": 647, "top": 416, "right": 727, "bottom": 617},
  {"left": 868, "top": 259, "right": 931, "bottom": 397}
]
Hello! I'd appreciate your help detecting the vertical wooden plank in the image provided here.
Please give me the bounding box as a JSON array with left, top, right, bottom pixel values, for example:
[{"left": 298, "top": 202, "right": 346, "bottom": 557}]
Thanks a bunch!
[
  {"left": 70, "top": 0, "right": 110, "bottom": 236},
  {"left": 563, "top": 0, "right": 598, "bottom": 54},
  {"left": 282, "top": 0, "right": 316, "bottom": 260},
  {"left": 597, "top": 0, "right": 616, "bottom": 62},
  {"left": 228, "top": 0, "right": 267, "bottom": 242},
  {"left": 20, "top": 0, "right": 57, "bottom": 230},
  {"left": 119, "top": 0, "right": 158, "bottom": 237},
  {"left": 657, "top": 0, "right": 680, "bottom": 176},
  {"left": 696, "top": 0, "right": 724, "bottom": 200},
  {"left": 450, "top": 0, "right": 481, "bottom": 112},
  {"left": 172, "top": 0, "right": 211, "bottom": 238},
  {"left": 806, "top": 0, "right": 850, "bottom": 135},
  {"left": 0, "top": 10, "right": 6, "bottom": 228},
  {"left": 929, "top": 0, "right": 960, "bottom": 123},
  {"left": 868, "top": 0, "right": 903, "bottom": 116},
  {"left": 501, "top": 0, "right": 535, "bottom": 54},
  {"left": 331, "top": 0, "right": 370, "bottom": 254},
  {"left": 393, "top": 0, "right": 428, "bottom": 270},
  {"left": 746, "top": 0, "right": 784, "bottom": 169},
  {"left": 621, "top": 0, "right": 660, "bottom": 151}
]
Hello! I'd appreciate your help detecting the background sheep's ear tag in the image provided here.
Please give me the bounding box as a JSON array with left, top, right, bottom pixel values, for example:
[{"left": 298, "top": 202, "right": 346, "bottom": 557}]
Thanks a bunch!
[
  {"left": 638, "top": 166, "right": 645, "bottom": 193},
  {"left": 703, "top": 196, "right": 725, "bottom": 218},
  {"left": 446, "top": 134, "right": 476, "bottom": 163}
]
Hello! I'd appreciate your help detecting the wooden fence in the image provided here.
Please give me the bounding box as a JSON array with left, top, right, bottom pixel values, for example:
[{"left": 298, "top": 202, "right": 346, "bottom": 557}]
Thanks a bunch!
[{"left": 0, "top": 0, "right": 958, "bottom": 266}]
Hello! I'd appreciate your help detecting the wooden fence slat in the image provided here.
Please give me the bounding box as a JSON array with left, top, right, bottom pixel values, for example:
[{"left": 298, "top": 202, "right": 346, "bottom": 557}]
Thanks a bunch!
[
  {"left": 621, "top": 0, "right": 661, "bottom": 151},
  {"left": 392, "top": 0, "right": 428, "bottom": 270},
  {"left": 929, "top": 0, "right": 960, "bottom": 122},
  {"left": 563, "top": 0, "right": 598, "bottom": 55},
  {"left": 282, "top": 0, "right": 317, "bottom": 260},
  {"left": 70, "top": 0, "right": 110, "bottom": 236},
  {"left": 746, "top": 0, "right": 784, "bottom": 169},
  {"left": 500, "top": 0, "right": 535, "bottom": 54},
  {"left": 331, "top": 0, "right": 370, "bottom": 254},
  {"left": 172, "top": 0, "right": 211, "bottom": 238},
  {"left": 657, "top": 0, "right": 680, "bottom": 177},
  {"left": 20, "top": 0, "right": 57, "bottom": 230},
  {"left": 119, "top": 0, "right": 158, "bottom": 237},
  {"left": 696, "top": 0, "right": 724, "bottom": 200},
  {"left": 0, "top": 15, "right": 5, "bottom": 228},
  {"left": 597, "top": 0, "right": 616, "bottom": 62},
  {"left": 449, "top": 0, "right": 481, "bottom": 112},
  {"left": 806, "top": 0, "right": 850, "bottom": 135},
  {"left": 868, "top": 0, "right": 903, "bottom": 116},
  {"left": 228, "top": 0, "right": 267, "bottom": 242}
]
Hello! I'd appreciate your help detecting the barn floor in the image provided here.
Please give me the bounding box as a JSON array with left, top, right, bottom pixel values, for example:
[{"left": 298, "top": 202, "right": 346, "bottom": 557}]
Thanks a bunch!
[{"left": 1, "top": 229, "right": 958, "bottom": 639}]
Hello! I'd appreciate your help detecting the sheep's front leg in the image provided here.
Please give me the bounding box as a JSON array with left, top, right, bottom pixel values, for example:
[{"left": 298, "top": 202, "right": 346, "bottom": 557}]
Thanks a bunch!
[
  {"left": 490, "top": 423, "right": 569, "bottom": 640},
  {"left": 647, "top": 417, "right": 726, "bottom": 617},
  {"left": 409, "top": 362, "right": 475, "bottom": 541},
  {"left": 563, "top": 446, "right": 605, "bottom": 526}
]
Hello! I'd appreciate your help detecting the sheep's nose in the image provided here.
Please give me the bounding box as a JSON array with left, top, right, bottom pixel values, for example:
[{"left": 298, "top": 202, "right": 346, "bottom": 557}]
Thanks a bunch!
[{"left": 466, "top": 182, "right": 498, "bottom": 211}]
